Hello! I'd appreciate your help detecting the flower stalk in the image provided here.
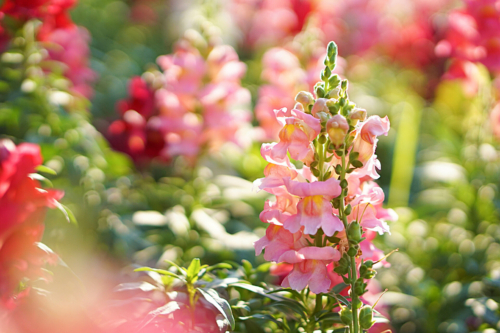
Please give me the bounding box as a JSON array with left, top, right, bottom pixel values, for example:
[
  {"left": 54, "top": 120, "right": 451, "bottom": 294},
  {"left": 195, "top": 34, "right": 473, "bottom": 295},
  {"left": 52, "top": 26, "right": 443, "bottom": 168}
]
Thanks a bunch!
[{"left": 254, "top": 41, "right": 397, "bottom": 332}]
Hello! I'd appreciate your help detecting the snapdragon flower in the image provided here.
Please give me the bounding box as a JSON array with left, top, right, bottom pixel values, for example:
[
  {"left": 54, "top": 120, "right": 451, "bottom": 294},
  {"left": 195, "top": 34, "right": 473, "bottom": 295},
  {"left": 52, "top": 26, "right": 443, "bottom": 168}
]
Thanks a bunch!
[
  {"left": 254, "top": 41, "right": 397, "bottom": 332},
  {"left": 0, "top": 139, "right": 63, "bottom": 309}
]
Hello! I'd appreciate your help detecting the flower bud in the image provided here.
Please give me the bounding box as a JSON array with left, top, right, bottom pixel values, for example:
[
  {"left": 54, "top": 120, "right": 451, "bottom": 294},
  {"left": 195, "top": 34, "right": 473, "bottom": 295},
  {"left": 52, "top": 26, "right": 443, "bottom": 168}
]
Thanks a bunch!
[
  {"left": 326, "top": 115, "right": 349, "bottom": 147},
  {"left": 348, "top": 221, "right": 362, "bottom": 243},
  {"left": 311, "top": 98, "right": 328, "bottom": 116},
  {"left": 294, "top": 102, "right": 304, "bottom": 112},
  {"left": 295, "top": 91, "right": 314, "bottom": 108},
  {"left": 340, "top": 307, "right": 353, "bottom": 325},
  {"left": 349, "top": 108, "right": 367, "bottom": 124},
  {"left": 359, "top": 306, "right": 375, "bottom": 329}
]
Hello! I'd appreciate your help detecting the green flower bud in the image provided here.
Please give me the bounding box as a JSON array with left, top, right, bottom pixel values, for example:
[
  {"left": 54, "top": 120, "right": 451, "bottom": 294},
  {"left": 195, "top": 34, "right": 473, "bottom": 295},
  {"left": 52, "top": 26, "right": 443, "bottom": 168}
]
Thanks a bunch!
[
  {"left": 340, "top": 307, "right": 352, "bottom": 325},
  {"left": 340, "top": 179, "right": 348, "bottom": 189},
  {"left": 359, "top": 306, "right": 375, "bottom": 329},
  {"left": 328, "top": 74, "right": 341, "bottom": 89},
  {"left": 348, "top": 221, "right": 362, "bottom": 243},
  {"left": 345, "top": 204, "right": 352, "bottom": 215},
  {"left": 341, "top": 80, "right": 348, "bottom": 91},
  {"left": 347, "top": 246, "right": 357, "bottom": 257},
  {"left": 335, "top": 164, "right": 342, "bottom": 175},
  {"left": 321, "top": 67, "right": 331, "bottom": 81},
  {"left": 318, "top": 134, "right": 327, "bottom": 144},
  {"left": 364, "top": 260, "right": 374, "bottom": 268}
]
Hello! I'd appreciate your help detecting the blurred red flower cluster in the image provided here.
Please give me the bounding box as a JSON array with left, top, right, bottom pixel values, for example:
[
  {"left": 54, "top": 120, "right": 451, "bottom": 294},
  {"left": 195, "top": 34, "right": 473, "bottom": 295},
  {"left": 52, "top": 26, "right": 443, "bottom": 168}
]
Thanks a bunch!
[
  {"left": 0, "top": 140, "right": 63, "bottom": 309},
  {"left": 0, "top": 0, "right": 96, "bottom": 99}
]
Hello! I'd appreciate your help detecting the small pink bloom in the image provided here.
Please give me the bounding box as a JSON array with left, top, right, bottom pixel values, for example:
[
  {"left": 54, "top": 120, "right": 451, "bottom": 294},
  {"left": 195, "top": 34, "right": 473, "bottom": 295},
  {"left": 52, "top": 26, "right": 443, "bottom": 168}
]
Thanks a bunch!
[
  {"left": 360, "top": 116, "right": 390, "bottom": 145},
  {"left": 271, "top": 109, "right": 321, "bottom": 162},
  {"left": 352, "top": 116, "right": 390, "bottom": 165},
  {"left": 254, "top": 144, "right": 298, "bottom": 192},
  {"left": 280, "top": 246, "right": 340, "bottom": 294},
  {"left": 254, "top": 224, "right": 307, "bottom": 263},
  {"left": 259, "top": 188, "right": 299, "bottom": 225},
  {"left": 283, "top": 178, "right": 343, "bottom": 236}
]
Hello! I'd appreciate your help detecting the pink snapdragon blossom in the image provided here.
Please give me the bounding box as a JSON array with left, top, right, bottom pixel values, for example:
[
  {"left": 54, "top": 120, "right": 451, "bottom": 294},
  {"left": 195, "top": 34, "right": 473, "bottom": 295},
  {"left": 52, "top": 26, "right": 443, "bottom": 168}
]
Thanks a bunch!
[
  {"left": 271, "top": 108, "right": 321, "bottom": 162},
  {"left": 352, "top": 116, "right": 390, "bottom": 165},
  {"left": 255, "top": 224, "right": 307, "bottom": 263},
  {"left": 280, "top": 246, "right": 340, "bottom": 294},
  {"left": 283, "top": 177, "right": 343, "bottom": 236}
]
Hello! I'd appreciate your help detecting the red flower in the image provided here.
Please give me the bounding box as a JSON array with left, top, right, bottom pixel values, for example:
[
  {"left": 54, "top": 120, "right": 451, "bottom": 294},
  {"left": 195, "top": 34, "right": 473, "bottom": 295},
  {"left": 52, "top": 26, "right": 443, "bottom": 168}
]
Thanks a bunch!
[{"left": 0, "top": 139, "right": 63, "bottom": 308}]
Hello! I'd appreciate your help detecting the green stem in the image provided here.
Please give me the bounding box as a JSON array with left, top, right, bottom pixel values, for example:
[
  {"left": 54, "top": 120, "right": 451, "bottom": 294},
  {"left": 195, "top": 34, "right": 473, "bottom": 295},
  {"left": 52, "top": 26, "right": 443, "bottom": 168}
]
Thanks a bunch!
[
  {"left": 314, "top": 293, "right": 323, "bottom": 314},
  {"left": 338, "top": 139, "right": 358, "bottom": 332},
  {"left": 350, "top": 256, "right": 359, "bottom": 333}
]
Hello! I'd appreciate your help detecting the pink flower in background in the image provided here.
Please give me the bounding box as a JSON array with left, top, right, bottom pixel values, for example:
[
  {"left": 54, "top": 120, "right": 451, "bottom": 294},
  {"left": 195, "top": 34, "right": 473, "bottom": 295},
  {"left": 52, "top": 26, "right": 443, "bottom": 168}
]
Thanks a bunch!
[
  {"left": 107, "top": 38, "right": 251, "bottom": 165},
  {"left": 0, "top": 140, "right": 63, "bottom": 309},
  {"left": 43, "top": 26, "right": 96, "bottom": 99}
]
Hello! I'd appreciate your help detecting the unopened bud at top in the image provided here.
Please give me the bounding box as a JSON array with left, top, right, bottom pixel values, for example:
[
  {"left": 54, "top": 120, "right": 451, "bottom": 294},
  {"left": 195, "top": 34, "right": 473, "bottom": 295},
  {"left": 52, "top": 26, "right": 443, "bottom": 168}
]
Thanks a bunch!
[
  {"left": 326, "top": 41, "right": 338, "bottom": 70},
  {"left": 295, "top": 91, "right": 314, "bottom": 109},
  {"left": 326, "top": 114, "right": 349, "bottom": 147}
]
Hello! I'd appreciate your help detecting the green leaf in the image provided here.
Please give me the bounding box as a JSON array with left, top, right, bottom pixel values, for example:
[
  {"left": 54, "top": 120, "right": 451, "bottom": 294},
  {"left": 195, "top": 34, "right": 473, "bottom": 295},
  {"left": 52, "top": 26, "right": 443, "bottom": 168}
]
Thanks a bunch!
[
  {"left": 325, "top": 293, "right": 351, "bottom": 309},
  {"left": 29, "top": 173, "right": 53, "bottom": 187},
  {"left": 52, "top": 201, "right": 77, "bottom": 225},
  {"left": 239, "top": 314, "right": 285, "bottom": 328},
  {"left": 316, "top": 311, "right": 342, "bottom": 323},
  {"left": 36, "top": 165, "right": 57, "bottom": 175},
  {"left": 255, "top": 262, "right": 271, "bottom": 273},
  {"left": 187, "top": 258, "right": 201, "bottom": 281},
  {"left": 331, "top": 283, "right": 348, "bottom": 294},
  {"left": 134, "top": 267, "right": 185, "bottom": 281},
  {"left": 197, "top": 288, "right": 235, "bottom": 330},
  {"left": 206, "top": 262, "right": 233, "bottom": 272},
  {"left": 164, "top": 260, "right": 187, "bottom": 277},
  {"left": 241, "top": 259, "right": 253, "bottom": 274}
]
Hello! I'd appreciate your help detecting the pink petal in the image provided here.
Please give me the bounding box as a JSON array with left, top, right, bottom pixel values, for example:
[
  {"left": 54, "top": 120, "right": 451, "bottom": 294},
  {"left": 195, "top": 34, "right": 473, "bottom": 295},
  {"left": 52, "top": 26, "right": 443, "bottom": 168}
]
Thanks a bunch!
[
  {"left": 278, "top": 250, "right": 305, "bottom": 264},
  {"left": 298, "top": 246, "right": 340, "bottom": 261},
  {"left": 308, "top": 264, "right": 332, "bottom": 294},
  {"left": 283, "top": 177, "right": 341, "bottom": 198}
]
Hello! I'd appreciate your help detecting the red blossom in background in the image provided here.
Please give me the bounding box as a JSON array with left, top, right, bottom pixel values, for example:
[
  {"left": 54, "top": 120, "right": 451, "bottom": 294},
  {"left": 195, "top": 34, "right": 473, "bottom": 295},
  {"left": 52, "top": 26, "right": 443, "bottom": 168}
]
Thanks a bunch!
[
  {"left": 436, "top": 0, "right": 500, "bottom": 76},
  {"left": 0, "top": 0, "right": 96, "bottom": 100},
  {"left": 107, "top": 39, "right": 251, "bottom": 165},
  {"left": 0, "top": 140, "right": 63, "bottom": 309}
]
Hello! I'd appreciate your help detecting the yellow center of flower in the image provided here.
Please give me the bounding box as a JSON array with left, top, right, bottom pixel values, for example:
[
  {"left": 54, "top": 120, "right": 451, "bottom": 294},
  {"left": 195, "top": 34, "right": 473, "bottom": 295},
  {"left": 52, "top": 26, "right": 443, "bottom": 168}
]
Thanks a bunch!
[{"left": 302, "top": 195, "right": 324, "bottom": 216}]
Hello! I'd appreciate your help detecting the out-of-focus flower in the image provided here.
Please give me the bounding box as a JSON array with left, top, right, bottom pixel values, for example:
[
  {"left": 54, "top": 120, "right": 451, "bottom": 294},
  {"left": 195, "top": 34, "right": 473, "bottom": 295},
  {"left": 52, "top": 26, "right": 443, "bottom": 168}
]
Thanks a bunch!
[
  {"left": 42, "top": 26, "right": 96, "bottom": 98},
  {"left": 107, "top": 37, "right": 251, "bottom": 165},
  {"left": 436, "top": 0, "right": 500, "bottom": 75},
  {"left": 0, "top": 139, "right": 63, "bottom": 309}
]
